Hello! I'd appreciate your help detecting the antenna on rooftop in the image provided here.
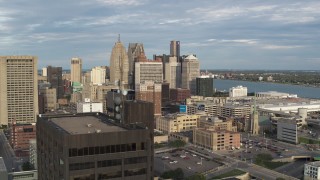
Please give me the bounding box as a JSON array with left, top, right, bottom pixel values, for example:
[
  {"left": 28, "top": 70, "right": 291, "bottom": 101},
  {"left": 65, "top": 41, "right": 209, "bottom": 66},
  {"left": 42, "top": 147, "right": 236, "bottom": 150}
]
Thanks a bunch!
[{"left": 118, "top": 34, "right": 120, "bottom": 42}]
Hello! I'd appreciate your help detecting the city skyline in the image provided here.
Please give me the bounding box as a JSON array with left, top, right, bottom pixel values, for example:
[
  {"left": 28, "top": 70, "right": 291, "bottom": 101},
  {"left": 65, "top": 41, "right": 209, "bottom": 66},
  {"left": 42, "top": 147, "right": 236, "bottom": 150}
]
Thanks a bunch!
[{"left": 1, "top": 0, "right": 320, "bottom": 70}]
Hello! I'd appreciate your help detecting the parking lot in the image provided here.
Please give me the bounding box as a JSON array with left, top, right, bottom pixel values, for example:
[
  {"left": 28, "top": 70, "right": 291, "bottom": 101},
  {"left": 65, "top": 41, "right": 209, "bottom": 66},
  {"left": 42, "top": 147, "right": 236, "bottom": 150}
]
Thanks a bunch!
[{"left": 154, "top": 148, "right": 221, "bottom": 177}]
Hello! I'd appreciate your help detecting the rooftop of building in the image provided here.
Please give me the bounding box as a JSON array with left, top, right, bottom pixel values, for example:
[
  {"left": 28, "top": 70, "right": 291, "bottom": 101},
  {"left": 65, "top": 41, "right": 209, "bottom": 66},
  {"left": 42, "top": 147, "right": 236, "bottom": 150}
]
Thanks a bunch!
[
  {"left": 38, "top": 113, "right": 148, "bottom": 135},
  {"left": 306, "top": 161, "right": 320, "bottom": 167},
  {"left": 50, "top": 116, "right": 127, "bottom": 135}
]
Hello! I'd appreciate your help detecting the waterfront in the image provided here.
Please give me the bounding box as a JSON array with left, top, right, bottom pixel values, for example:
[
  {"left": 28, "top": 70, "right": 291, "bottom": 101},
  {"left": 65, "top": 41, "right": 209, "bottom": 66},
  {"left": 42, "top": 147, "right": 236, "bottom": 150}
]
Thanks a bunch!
[{"left": 214, "top": 79, "right": 320, "bottom": 99}]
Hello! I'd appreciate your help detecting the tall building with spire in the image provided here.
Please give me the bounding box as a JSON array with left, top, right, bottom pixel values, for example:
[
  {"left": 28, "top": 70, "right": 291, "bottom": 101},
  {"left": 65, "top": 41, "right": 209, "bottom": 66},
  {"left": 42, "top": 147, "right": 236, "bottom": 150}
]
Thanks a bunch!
[
  {"left": 127, "top": 43, "right": 144, "bottom": 88},
  {"left": 251, "top": 98, "right": 259, "bottom": 135},
  {"left": 110, "top": 35, "right": 129, "bottom": 89}
]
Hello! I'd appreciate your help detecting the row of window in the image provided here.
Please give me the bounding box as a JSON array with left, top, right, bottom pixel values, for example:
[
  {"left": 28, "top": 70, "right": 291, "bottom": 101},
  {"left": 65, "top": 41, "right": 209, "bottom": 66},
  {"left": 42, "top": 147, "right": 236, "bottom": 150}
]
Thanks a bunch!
[
  {"left": 68, "top": 143, "right": 145, "bottom": 157},
  {"left": 70, "top": 159, "right": 147, "bottom": 171}
]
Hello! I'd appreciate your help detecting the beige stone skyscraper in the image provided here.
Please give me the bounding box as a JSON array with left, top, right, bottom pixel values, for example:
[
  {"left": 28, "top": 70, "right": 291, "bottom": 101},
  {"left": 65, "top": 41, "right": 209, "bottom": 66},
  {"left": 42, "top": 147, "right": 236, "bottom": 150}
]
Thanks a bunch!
[
  {"left": 165, "top": 56, "right": 181, "bottom": 88},
  {"left": 0, "top": 56, "right": 39, "bottom": 125},
  {"left": 71, "top": 57, "right": 82, "bottom": 83},
  {"left": 110, "top": 38, "right": 129, "bottom": 89},
  {"left": 182, "top": 55, "right": 200, "bottom": 94}
]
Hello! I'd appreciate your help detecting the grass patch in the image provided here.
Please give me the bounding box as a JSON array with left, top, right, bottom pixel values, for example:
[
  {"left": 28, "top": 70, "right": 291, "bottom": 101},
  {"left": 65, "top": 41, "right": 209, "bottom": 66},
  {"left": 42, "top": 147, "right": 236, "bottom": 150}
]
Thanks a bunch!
[
  {"left": 211, "top": 169, "right": 246, "bottom": 179},
  {"left": 299, "top": 136, "right": 320, "bottom": 144},
  {"left": 255, "top": 153, "right": 288, "bottom": 169}
]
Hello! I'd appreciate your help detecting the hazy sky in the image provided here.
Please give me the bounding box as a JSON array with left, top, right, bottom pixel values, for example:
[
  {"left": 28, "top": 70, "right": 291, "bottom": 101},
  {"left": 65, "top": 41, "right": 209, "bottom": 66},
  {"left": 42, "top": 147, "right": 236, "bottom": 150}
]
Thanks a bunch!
[{"left": 1, "top": 0, "right": 320, "bottom": 70}]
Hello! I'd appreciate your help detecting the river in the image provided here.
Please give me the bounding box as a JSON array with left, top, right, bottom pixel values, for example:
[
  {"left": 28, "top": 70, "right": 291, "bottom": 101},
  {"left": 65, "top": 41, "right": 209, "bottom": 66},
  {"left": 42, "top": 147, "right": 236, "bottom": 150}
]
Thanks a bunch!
[{"left": 214, "top": 79, "right": 320, "bottom": 99}]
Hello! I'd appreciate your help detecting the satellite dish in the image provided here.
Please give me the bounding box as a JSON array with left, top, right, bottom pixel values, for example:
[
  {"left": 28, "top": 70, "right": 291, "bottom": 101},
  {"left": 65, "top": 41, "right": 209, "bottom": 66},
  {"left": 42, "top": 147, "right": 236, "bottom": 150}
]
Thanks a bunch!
[
  {"left": 122, "top": 90, "right": 128, "bottom": 96},
  {"left": 115, "top": 106, "right": 120, "bottom": 112},
  {"left": 115, "top": 114, "right": 121, "bottom": 120},
  {"left": 114, "top": 97, "right": 121, "bottom": 105}
]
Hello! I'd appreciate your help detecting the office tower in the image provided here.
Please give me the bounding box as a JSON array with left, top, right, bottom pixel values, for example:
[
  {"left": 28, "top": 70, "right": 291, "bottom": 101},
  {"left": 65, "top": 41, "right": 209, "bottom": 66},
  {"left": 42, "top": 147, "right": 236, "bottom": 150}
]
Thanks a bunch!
[
  {"left": 37, "top": 113, "right": 153, "bottom": 180},
  {"left": 196, "top": 76, "right": 213, "bottom": 97},
  {"left": 135, "top": 81, "right": 162, "bottom": 116},
  {"left": 128, "top": 43, "right": 144, "bottom": 88},
  {"left": 29, "top": 139, "right": 37, "bottom": 169},
  {"left": 71, "top": 57, "right": 82, "bottom": 83},
  {"left": 42, "top": 67, "right": 47, "bottom": 77},
  {"left": 91, "top": 66, "right": 107, "bottom": 85},
  {"left": 161, "top": 83, "right": 170, "bottom": 106},
  {"left": 39, "top": 87, "right": 58, "bottom": 111},
  {"left": 181, "top": 55, "right": 200, "bottom": 95},
  {"left": 169, "top": 88, "right": 191, "bottom": 103},
  {"left": 0, "top": 56, "right": 39, "bottom": 126},
  {"left": 110, "top": 38, "right": 129, "bottom": 89},
  {"left": 47, "top": 66, "right": 63, "bottom": 99},
  {"left": 165, "top": 56, "right": 181, "bottom": 88},
  {"left": 135, "top": 54, "right": 163, "bottom": 85},
  {"left": 170, "top": 40, "right": 180, "bottom": 60},
  {"left": 10, "top": 122, "right": 36, "bottom": 157}
]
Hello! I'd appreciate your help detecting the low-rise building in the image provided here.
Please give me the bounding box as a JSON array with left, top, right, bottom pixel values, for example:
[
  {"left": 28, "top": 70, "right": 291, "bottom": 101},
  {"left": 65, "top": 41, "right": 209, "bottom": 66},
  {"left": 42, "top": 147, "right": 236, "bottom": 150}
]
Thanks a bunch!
[
  {"left": 156, "top": 114, "right": 199, "bottom": 134},
  {"left": 76, "top": 99, "right": 103, "bottom": 113},
  {"left": 193, "top": 128, "right": 240, "bottom": 151},
  {"left": 29, "top": 139, "right": 37, "bottom": 169},
  {"left": 229, "top": 86, "right": 247, "bottom": 97},
  {"left": 277, "top": 118, "right": 298, "bottom": 144},
  {"left": 10, "top": 123, "right": 36, "bottom": 157},
  {"left": 304, "top": 161, "right": 320, "bottom": 180},
  {"left": 199, "top": 117, "right": 237, "bottom": 132}
]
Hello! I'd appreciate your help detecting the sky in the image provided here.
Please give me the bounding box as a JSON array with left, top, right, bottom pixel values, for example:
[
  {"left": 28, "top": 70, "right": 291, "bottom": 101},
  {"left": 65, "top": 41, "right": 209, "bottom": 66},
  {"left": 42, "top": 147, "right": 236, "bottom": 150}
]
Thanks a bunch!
[{"left": 1, "top": 0, "right": 320, "bottom": 70}]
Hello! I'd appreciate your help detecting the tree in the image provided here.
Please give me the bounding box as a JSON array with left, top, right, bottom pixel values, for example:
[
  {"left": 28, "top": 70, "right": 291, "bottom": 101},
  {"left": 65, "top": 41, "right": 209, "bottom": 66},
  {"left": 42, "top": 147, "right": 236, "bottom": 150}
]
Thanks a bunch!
[
  {"left": 186, "top": 174, "right": 206, "bottom": 180},
  {"left": 22, "top": 162, "right": 34, "bottom": 171},
  {"left": 161, "top": 168, "right": 184, "bottom": 180},
  {"left": 168, "top": 140, "right": 186, "bottom": 148}
]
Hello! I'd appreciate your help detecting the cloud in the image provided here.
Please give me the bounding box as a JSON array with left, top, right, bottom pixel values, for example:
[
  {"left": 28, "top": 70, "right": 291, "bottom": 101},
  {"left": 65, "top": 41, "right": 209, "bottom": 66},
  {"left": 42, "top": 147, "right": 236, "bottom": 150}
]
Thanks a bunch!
[
  {"left": 96, "top": 0, "right": 144, "bottom": 6},
  {"left": 261, "top": 45, "right": 304, "bottom": 50}
]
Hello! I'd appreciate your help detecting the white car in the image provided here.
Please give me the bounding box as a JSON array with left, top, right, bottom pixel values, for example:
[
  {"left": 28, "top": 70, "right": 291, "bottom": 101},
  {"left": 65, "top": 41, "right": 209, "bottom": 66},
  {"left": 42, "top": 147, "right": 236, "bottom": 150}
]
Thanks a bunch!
[
  {"left": 170, "top": 161, "right": 178, "bottom": 164},
  {"left": 180, "top": 155, "right": 186, "bottom": 158},
  {"left": 162, "top": 156, "right": 169, "bottom": 159},
  {"left": 192, "top": 154, "right": 197, "bottom": 157},
  {"left": 187, "top": 167, "right": 192, "bottom": 170}
]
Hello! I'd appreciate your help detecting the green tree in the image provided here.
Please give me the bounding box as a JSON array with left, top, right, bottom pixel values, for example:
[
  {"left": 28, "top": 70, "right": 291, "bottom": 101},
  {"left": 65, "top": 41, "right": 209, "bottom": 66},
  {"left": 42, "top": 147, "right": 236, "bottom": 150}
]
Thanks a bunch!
[
  {"left": 22, "top": 162, "right": 34, "bottom": 171},
  {"left": 161, "top": 168, "right": 184, "bottom": 180},
  {"left": 186, "top": 173, "right": 206, "bottom": 180},
  {"left": 168, "top": 140, "right": 186, "bottom": 148}
]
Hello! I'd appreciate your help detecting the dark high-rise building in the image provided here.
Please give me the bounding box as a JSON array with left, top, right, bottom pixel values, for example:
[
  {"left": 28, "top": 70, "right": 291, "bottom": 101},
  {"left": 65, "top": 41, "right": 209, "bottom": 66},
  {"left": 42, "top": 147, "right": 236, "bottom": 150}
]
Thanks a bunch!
[
  {"left": 161, "top": 83, "right": 170, "bottom": 106},
  {"left": 170, "top": 40, "right": 180, "bottom": 60},
  {"left": 196, "top": 76, "right": 213, "bottom": 97},
  {"left": 47, "top": 66, "right": 63, "bottom": 99},
  {"left": 37, "top": 113, "right": 153, "bottom": 180}
]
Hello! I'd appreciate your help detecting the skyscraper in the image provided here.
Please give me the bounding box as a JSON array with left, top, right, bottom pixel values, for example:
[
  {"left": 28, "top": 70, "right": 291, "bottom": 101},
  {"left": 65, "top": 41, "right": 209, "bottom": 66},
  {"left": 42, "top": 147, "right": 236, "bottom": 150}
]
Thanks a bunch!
[
  {"left": 181, "top": 55, "right": 200, "bottom": 95},
  {"left": 196, "top": 76, "right": 213, "bottom": 97},
  {"left": 135, "top": 54, "right": 163, "bottom": 85},
  {"left": 71, "top": 57, "right": 82, "bottom": 83},
  {"left": 0, "top": 56, "right": 39, "bottom": 125},
  {"left": 47, "top": 66, "right": 63, "bottom": 99},
  {"left": 164, "top": 56, "right": 181, "bottom": 88},
  {"left": 110, "top": 37, "right": 129, "bottom": 89},
  {"left": 135, "top": 81, "right": 162, "bottom": 116},
  {"left": 170, "top": 40, "right": 180, "bottom": 60},
  {"left": 128, "top": 43, "right": 144, "bottom": 88},
  {"left": 91, "top": 66, "right": 107, "bottom": 85}
]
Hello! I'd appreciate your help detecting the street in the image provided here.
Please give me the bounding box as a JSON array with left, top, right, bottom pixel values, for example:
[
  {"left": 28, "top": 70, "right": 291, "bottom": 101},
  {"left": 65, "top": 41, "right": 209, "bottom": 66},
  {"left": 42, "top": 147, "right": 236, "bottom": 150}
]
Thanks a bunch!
[{"left": 0, "top": 129, "right": 21, "bottom": 172}]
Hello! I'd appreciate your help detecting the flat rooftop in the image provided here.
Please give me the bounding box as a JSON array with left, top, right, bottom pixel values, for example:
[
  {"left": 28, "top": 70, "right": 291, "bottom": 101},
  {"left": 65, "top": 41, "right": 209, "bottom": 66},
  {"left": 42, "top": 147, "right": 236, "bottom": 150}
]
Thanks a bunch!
[{"left": 51, "top": 116, "right": 127, "bottom": 135}]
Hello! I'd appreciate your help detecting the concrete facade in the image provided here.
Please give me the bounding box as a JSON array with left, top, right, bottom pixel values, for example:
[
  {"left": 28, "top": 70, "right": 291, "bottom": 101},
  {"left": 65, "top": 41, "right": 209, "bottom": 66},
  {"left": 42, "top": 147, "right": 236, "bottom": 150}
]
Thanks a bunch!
[
  {"left": 229, "top": 86, "right": 247, "bottom": 97},
  {"left": 91, "top": 66, "right": 106, "bottom": 85},
  {"left": 70, "top": 57, "right": 82, "bottom": 83},
  {"left": 135, "top": 81, "right": 162, "bottom": 116},
  {"left": 37, "top": 113, "right": 153, "bottom": 180},
  {"left": 0, "top": 56, "right": 39, "bottom": 125},
  {"left": 304, "top": 161, "right": 320, "bottom": 180},
  {"left": 110, "top": 40, "right": 129, "bottom": 89},
  {"left": 277, "top": 118, "right": 298, "bottom": 144},
  {"left": 181, "top": 55, "right": 200, "bottom": 95},
  {"left": 135, "top": 57, "right": 163, "bottom": 85},
  {"left": 156, "top": 114, "right": 199, "bottom": 134},
  {"left": 193, "top": 128, "right": 240, "bottom": 151},
  {"left": 164, "top": 56, "right": 181, "bottom": 89}
]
